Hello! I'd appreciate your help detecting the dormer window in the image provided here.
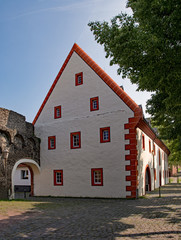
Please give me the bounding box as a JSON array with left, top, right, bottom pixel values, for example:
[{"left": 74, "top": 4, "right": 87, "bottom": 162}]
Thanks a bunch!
[{"left": 75, "top": 72, "right": 83, "bottom": 86}]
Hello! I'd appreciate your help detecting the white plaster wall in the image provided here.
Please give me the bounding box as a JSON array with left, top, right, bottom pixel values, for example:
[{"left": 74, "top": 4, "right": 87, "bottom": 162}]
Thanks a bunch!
[
  {"left": 13, "top": 167, "right": 31, "bottom": 186},
  {"left": 35, "top": 52, "right": 134, "bottom": 198},
  {"left": 137, "top": 128, "right": 169, "bottom": 196}
]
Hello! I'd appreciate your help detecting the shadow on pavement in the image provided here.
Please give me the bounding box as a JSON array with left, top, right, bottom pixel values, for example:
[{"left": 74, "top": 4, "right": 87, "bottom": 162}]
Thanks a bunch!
[{"left": 0, "top": 183, "right": 180, "bottom": 239}]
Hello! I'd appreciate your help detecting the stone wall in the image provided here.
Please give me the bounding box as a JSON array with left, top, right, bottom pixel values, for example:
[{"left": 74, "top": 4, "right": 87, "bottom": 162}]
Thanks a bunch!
[{"left": 0, "top": 108, "right": 40, "bottom": 199}]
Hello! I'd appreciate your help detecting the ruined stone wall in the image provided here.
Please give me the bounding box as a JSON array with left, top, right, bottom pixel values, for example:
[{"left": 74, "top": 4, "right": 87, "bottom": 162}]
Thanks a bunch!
[{"left": 0, "top": 108, "right": 40, "bottom": 199}]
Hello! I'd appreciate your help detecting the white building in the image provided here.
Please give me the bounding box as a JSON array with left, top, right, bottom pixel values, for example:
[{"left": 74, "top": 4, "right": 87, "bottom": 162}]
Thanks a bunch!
[{"left": 33, "top": 43, "right": 170, "bottom": 198}]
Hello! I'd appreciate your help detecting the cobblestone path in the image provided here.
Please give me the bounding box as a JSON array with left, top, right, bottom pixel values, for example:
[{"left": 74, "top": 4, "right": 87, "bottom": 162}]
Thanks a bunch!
[{"left": 0, "top": 183, "right": 181, "bottom": 239}]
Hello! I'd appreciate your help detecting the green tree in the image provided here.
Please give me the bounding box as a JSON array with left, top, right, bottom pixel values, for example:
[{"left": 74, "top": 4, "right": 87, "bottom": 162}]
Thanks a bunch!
[{"left": 88, "top": 0, "right": 181, "bottom": 159}]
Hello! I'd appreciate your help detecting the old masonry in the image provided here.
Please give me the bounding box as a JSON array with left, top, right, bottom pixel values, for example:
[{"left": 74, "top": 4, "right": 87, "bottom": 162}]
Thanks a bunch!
[{"left": 0, "top": 108, "right": 40, "bottom": 199}]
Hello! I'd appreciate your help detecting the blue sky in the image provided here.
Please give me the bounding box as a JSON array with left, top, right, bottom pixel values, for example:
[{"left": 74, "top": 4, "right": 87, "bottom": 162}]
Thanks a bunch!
[{"left": 0, "top": 0, "right": 151, "bottom": 123}]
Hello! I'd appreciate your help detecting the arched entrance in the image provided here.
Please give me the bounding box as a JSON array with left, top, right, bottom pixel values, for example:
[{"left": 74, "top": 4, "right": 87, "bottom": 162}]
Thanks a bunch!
[
  {"left": 11, "top": 159, "right": 40, "bottom": 199},
  {"left": 145, "top": 165, "right": 151, "bottom": 193}
]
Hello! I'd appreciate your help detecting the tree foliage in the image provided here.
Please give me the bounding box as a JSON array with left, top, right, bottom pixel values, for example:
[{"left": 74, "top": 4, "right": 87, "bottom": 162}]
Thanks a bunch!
[{"left": 88, "top": 0, "right": 181, "bottom": 162}]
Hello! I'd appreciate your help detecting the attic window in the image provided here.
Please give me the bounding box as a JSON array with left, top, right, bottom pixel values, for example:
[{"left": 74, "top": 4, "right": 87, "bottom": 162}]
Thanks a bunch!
[
  {"left": 90, "top": 97, "right": 99, "bottom": 111},
  {"left": 54, "top": 106, "right": 61, "bottom": 119},
  {"left": 75, "top": 72, "right": 83, "bottom": 86}
]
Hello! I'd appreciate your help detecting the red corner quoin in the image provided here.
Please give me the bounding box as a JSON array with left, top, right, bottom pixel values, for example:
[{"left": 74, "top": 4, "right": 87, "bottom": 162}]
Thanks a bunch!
[{"left": 125, "top": 108, "right": 143, "bottom": 198}]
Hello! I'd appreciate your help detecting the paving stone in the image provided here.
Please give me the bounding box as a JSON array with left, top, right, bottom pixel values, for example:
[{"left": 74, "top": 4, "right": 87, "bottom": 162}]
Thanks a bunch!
[{"left": 0, "top": 183, "right": 181, "bottom": 239}]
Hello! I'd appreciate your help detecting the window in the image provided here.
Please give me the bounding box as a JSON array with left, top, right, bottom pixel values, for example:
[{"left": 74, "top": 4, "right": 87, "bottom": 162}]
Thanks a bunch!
[
  {"left": 159, "top": 149, "right": 161, "bottom": 165},
  {"left": 70, "top": 132, "right": 81, "bottom": 149},
  {"left": 91, "top": 168, "right": 103, "bottom": 186},
  {"left": 154, "top": 168, "right": 156, "bottom": 180},
  {"left": 75, "top": 72, "right": 83, "bottom": 86},
  {"left": 21, "top": 170, "right": 29, "bottom": 179},
  {"left": 54, "top": 106, "right": 61, "bottom": 119},
  {"left": 100, "top": 127, "right": 110, "bottom": 143},
  {"left": 142, "top": 134, "right": 145, "bottom": 150},
  {"left": 153, "top": 144, "right": 156, "bottom": 155},
  {"left": 149, "top": 140, "right": 151, "bottom": 153},
  {"left": 54, "top": 170, "right": 63, "bottom": 186},
  {"left": 90, "top": 97, "right": 99, "bottom": 111},
  {"left": 48, "top": 136, "right": 56, "bottom": 150},
  {"left": 162, "top": 152, "right": 164, "bottom": 161}
]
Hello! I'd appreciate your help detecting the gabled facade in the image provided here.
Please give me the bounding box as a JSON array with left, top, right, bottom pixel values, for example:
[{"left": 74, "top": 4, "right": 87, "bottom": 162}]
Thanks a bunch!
[{"left": 33, "top": 43, "right": 170, "bottom": 198}]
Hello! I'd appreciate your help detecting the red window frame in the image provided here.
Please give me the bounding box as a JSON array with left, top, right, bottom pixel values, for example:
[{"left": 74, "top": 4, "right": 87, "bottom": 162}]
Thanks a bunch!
[
  {"left": 162, "top": 152, "right": 164, "bottom": 161},
  {"left": 100, "top": 127, "right": 110, "bottom": 143},
  {"left": 54, "top": 170, "right": 63, "bottom": 186},
  {"left": 54, "top": 105, "right": 61, "bottom": 119},
  {"left": 90, "top": 97, "right": 99, "bottom": 111},
  {"left": 70, "top": 132, "right": 81, "bottom": 149},
  {"left": 91, "top": 168, "right": 103, "bottom": 186},
  {"left": 159, "top": 149, "right": 161, "bottom": 165},
  {"left": 75, "top": 72, "right": 83, "bottom": 86},
  {"left": 142, "top": 134, "right": 145, "bottom": 150},
  {"left": 149, "top": 140, "right": 151, "bottom": 153},
  {"left": 153, "top": 144, "right": 156, "bottom": 155},
  {"left": 48, "top": 136, "right": 56, "bottom": 150}
]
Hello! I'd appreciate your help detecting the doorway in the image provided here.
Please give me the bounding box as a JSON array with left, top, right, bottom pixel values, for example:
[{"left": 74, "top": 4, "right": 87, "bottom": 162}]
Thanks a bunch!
[{"left": 145, "top": 165, "right": 151, "bottom": 193}]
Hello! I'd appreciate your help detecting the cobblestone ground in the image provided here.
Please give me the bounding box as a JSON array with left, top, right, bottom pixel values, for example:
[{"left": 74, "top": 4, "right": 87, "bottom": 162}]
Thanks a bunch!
[{"left": 0, "top": 183, "right": 181, "bottom": 240}]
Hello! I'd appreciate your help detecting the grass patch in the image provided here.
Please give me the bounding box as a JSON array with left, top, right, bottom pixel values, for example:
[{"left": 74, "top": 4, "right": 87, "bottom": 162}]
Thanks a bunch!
[
  {"left": 0, "top": 200, "right": 38, "bottom": 216},
  {"left": 169, "top": 178, "right": 173, "bottom": 183},
  {"left": 139, "top": 196, "right": 147, "bottom": 199}
]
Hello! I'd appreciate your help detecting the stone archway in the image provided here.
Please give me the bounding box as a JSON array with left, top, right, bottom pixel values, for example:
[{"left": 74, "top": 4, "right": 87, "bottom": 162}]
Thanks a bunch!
[{"left": 11, "top": 159, "right": 40, "bottom": 199}]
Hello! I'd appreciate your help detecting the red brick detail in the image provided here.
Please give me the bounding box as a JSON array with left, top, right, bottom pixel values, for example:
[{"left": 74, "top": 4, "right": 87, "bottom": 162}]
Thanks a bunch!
[
  {"left": 125, "top": 108, "right": 143, "bottom": 199},
  {"left": 125, "top": 154, "right": 137, "bottom": 161}
]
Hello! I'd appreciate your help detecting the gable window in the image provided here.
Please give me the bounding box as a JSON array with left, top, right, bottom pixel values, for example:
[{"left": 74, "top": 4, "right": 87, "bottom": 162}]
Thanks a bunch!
[
  {"left": 48, "top": 136, "right": 56, "bottom": 150},
  {"left": 91, "top": 168, "right": 103, "bottom": 186},
  {"left": 54, "top": 106, "right": 61, "bottom": 119},
  {"left": 75, "top": 72, "right": 83, "bottom": 86},
  {"left": 70, "top": 132, "right": 81, "bottom": 149},
  {"left": 90, "top": 97, "right": 99, "bottom": 111},
  {"left": 142, "top": 134, "right": 145, "bottom": 150},
  {"left": 100, "top": 127, "right": 110, "bottom": 143},
  {"left": 54, "top": 170, "right": 63, "bottom": 186},
  {"left": 21, "top": 170, "right": 29, "bottom": 179}
]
